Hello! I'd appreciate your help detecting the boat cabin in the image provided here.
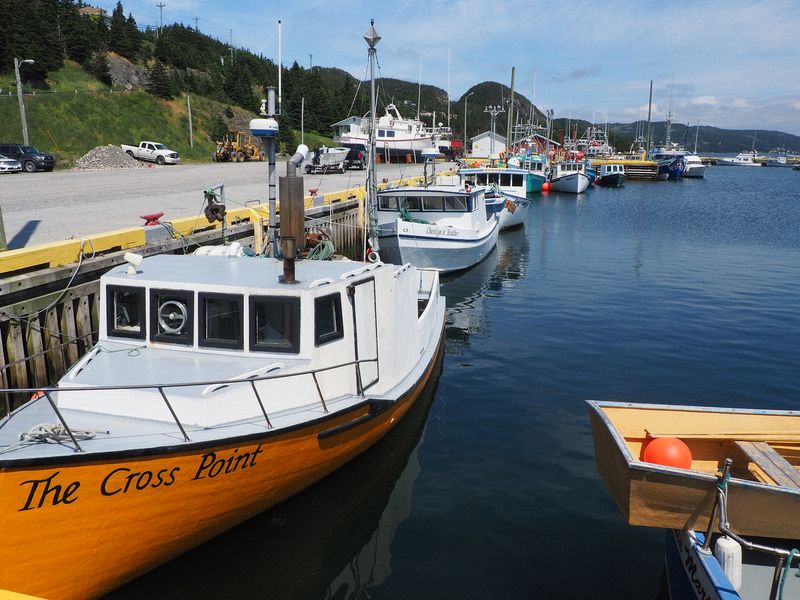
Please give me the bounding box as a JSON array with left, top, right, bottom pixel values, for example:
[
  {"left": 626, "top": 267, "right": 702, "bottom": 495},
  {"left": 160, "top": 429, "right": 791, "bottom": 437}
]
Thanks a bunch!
[
  {"left": 551, "top": 161, "right": 587, "bottom": 177},
  {"left": 460, "top": 168, "right": 526, "bottom": 190},
  {"left": 376, "top": 186, "right": 491, "bottom": 230},
  {"left": 599, "top": 164, "right": 625, "bottom": 176},
  {"left": 57, "top": 255, "right": 440, "bottom": 428}
]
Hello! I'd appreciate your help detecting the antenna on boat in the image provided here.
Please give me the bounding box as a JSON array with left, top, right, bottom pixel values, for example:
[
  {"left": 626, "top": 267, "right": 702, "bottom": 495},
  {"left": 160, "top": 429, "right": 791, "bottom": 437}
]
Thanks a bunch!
[
  {"left": 251, "top": 88, "right": 279, "bottom": 257},
  {"left": 364, "top": 19, "right": 381, "bottom": 260}
]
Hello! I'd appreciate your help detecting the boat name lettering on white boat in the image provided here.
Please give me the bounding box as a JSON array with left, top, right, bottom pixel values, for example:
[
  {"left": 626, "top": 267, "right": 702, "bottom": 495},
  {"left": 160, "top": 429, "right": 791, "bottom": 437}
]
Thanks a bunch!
[
  {"left": 191, "top": 444, "right": 264, "bottom": 481},
  {"left": 100, "top": 466, "right": 181, "bottom": 497},
  {"left": 425, "top": 226, "right": 459, "bottom": 237},
  {"left": 676, "top": 534, "right": 712, "bottom": 600},
  {"left": 19, "top": 471, "right": 80, "bottom": 512}
]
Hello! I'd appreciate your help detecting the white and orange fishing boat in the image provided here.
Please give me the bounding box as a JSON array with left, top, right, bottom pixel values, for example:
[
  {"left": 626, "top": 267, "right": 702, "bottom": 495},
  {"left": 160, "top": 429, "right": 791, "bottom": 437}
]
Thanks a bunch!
[{"left": 0, "top": 250, "right": 445, "bottom": 599}]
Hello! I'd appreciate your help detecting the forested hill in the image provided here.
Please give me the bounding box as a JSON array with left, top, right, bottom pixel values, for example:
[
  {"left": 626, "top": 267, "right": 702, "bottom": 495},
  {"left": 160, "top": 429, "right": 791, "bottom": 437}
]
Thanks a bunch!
[{"left": 2, "top": 0, "right": 797, "bottom": 154}]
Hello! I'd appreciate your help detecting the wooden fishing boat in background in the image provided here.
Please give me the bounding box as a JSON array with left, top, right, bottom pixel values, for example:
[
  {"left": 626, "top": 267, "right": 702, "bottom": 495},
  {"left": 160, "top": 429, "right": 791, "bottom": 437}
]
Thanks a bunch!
[{"left": 587, "top": 401, "right": 800, "bottom": 539}]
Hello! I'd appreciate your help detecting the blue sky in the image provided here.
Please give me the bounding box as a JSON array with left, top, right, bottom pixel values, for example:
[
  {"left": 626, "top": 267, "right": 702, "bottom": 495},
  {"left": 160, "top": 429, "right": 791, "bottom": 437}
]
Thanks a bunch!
[{"left": 116, "top": 0, "right": 800, "bottom": 135}]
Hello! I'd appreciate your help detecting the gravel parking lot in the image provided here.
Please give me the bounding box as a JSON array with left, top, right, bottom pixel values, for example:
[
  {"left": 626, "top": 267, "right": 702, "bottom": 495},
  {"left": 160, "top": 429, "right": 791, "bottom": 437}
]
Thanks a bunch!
[{"left": 0, "top": 160, "right": 436, "bottom": 249}]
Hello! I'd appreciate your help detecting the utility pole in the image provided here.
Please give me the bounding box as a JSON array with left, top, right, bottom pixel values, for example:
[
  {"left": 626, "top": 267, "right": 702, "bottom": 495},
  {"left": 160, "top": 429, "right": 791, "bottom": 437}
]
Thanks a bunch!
[
  {"left": 484, "top": 105, "right": 505, "bottom": 157},
  {"left": 187, "top": 94, "right": 193, "bottom": 148},
  {"left": 464, "top": 91, "right": 474, "bottom": 155},
  {"left": 156, "top": 2, "right": 165, "bottom": 39},
  {"left": 14, "top": 57, "right": 34, "bottom": 146}
]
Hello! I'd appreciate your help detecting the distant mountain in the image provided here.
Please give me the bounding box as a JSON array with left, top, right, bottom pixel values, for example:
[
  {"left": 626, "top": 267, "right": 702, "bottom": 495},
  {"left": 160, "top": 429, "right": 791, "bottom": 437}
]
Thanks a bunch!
[{"left": 608, "top": 122, "right": 800, "bottom": 154}]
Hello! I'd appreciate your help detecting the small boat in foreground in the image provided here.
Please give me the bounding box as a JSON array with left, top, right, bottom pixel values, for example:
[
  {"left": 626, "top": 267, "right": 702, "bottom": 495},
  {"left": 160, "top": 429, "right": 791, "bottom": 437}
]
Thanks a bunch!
[
  {"left": 587, "top": 400, "right": 800, "bottom": 538},
  {"left": 588, "top": 401, "right": 800, "bottom": 600}
]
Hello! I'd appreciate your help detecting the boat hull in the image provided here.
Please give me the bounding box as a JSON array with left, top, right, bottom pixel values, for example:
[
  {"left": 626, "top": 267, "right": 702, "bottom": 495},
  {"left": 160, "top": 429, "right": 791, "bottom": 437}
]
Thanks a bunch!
[
  {"left": 549, "top": 172, "right": 591, "bottom": 193},
  {"left": 683, "top": 165, "right": 706, "bottom": 178},
  {"left": 665, "top": 529, "right": 800, "bottom": 600},
  {"left": 587, "top": 401, "right": 800, "bottom": 539},
  {"left": 598, "top": 173, "right": 625, "bottom": 187},
  {"left": 0, "top": 329, "right": 446, "bottom": 600},
  {"left": 527, "top": 173, "right": 545, "bottom": 193},
  {"left": 378, "top": 219, "right": 499, "bottom": 273},
  {"left": 496, "top": 195, "right": 530, "bottom": 230}
]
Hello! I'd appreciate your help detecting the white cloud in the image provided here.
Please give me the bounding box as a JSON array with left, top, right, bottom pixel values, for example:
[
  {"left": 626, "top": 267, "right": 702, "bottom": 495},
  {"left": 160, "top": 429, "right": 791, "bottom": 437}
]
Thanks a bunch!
[{"left": 691, "top": 96, "right": 719, "bottom": 107}]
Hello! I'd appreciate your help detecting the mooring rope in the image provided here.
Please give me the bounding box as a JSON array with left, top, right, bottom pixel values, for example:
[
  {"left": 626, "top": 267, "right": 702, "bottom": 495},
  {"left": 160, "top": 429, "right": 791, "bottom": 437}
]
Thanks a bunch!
[{"left": 19, "top": 423, "right": 97, "bottom": 444}]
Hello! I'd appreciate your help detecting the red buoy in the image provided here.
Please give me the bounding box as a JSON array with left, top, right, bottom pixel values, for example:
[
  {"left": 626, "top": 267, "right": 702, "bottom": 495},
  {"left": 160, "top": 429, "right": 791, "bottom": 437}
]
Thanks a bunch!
[
  {"left": 541, "top": 181, "right": 551, "bottom": 192},
  {"left": 643, "top": 437, "right": 693, "bottom": 469}
]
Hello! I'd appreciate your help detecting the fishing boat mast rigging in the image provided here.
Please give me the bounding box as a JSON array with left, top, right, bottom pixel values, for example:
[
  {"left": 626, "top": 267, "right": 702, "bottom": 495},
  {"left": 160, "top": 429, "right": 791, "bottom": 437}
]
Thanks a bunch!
[{"left": 365, "top": 20, "right": 381, "bottom": 261}]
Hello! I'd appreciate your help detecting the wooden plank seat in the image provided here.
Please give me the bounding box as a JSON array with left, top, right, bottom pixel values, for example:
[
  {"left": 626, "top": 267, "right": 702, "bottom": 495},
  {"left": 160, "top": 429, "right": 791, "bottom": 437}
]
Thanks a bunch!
[{"left": 734, "top": 441, "right": 800, "bottom": 488}]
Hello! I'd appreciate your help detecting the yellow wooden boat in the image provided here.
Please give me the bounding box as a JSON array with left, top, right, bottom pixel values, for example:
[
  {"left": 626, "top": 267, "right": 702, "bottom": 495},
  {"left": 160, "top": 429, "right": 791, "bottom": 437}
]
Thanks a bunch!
[
  {"left": 587, "top": 401, "right": 800, "bottom": 539},
  {"left": 0, "top": 252, "right": 445, "bottom": 600}
]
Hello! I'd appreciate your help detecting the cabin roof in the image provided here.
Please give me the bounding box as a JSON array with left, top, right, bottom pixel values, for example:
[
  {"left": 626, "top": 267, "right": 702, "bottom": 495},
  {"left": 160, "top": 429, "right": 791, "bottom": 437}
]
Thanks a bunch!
[
  {"left": 103, "top": 255, "right": 379, "bottom": 291},
  {"left": 331, "top": 116, "right": 364, "bottom": 127}
]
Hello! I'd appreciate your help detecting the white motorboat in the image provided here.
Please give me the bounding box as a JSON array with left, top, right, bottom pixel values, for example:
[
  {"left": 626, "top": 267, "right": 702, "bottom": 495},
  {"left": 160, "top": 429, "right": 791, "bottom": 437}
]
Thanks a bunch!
[
  {"left": 547, "top": 161, "right": 591, "bottom": 193},
  {"left": 333, "top": 103, "right": 451, "bottom": 162},
  {"left": 374, "top": 185, "right": 499, "bottom": 273},
  {"left": 716, "top": 151, "right": 760, "bottom": 167},
  {"left": 305, "top": 145, "right": 349, "bottom": 174},
  {"left": 682, "top": 153, "right": 706, "bottom": 178}
]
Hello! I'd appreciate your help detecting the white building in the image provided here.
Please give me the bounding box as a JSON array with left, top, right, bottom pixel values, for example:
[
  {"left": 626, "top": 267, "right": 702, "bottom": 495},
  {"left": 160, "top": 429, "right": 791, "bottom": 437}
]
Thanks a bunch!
[{"left": 470, "top": 131, "right": 507, "bottom": 157}]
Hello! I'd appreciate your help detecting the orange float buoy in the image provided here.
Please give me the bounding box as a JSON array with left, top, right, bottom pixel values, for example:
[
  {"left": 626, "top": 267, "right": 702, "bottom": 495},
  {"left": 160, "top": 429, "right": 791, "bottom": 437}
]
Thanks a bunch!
[
  {"left": 643, "top": 437, "right": 693, "bottom": 469},
  {"left": 541, "top": 182, "right": 550, "bottom": 192}
]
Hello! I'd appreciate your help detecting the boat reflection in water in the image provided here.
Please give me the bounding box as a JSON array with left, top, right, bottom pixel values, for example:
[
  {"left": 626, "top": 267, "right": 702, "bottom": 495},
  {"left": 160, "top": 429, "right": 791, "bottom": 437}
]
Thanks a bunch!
[
  {"left": 442, "top": 227, "right": 530, "bottom": 353},
  {"left": 107, "top": 355, "right": 443, "bottom": 600}
]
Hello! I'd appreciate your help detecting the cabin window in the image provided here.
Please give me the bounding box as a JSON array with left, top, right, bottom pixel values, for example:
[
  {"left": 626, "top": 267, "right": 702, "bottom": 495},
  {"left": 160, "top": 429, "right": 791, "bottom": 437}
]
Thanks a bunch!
[
  {"left": 377, "top": 130, "right": 385, "bottom": 137},
  {"left": 512, "top": 174, "right": 523, "bottom": 186},
  {"left": 250, "top": 296, "right": 300, "bottom": 353},
  {"left": 444, "top": 196, "right": 468, "bottom": 211},
  {"left": 386, "top": 130, "right": 395, "bottom": 138},
  {"left": 378, "top": 196, "right": 397, "bottom": 211},
  {"left": 150, "top": 289, "right": 194, "bottom": 346},
  {"left": 500, "top": 174, "right": 511, "bottom": 186},
  {"left": 422, "top": 196, "right": 444, "bottom": 211},
  {"left": 199, "top": 293, "right": 243, "bottom": 350},
  {"left": 315, "top": 293, "right": 344, "bottom": 346},
  {"left": 476, "top": 173, "right": 487, "bottom": 185},
  {"left": 398, "top": 196, "right": 421, "bottom": 211},
  {"left": 107, "top": 285, "right": 145, "bottom": 339}
]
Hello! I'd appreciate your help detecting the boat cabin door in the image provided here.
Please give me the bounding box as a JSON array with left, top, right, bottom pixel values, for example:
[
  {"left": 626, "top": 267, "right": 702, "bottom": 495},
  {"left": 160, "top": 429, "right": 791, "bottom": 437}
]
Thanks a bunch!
[{"left": 347, "top": 279, "right": 379, "bottom": 392}]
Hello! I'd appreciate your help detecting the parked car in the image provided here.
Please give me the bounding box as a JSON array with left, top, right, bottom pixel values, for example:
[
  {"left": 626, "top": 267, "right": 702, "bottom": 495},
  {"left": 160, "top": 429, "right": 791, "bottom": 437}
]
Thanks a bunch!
[
  {"left": 120, "top": 141, "right": 180, "bottom": 164},
  {"left": 0, "top": 153, "right": 22, "bottom": 174},
  {"left": 0, "top": 144, "right": 55, "bottom": 172},
  {"left": 342, "top": 142, "right": 367, "bottom": 170}
]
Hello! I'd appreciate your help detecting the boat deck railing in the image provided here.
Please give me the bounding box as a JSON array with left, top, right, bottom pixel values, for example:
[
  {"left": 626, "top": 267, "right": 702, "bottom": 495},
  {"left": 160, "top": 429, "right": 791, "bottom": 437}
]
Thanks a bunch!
[{"left": 1, "top": 356, "right": 379, "bottom": 454}]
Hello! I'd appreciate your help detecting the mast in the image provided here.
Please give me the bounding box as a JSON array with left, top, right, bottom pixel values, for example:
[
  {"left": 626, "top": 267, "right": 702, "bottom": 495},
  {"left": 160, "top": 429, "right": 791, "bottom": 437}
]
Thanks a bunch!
[
  {"left": 645, "top": 79, "right": 653, "bottom": 152},
  {"left": 506, "top": 66, "right": 515, "bottom": 152},
  {"left": 416, "top": 54, "right": 422, "bottom": 121},
  {"left": 447, "top": 50, "right": 451, "bottom": 129},
  {"left": 365, "top": 20, "right": 381, "bottom": 257},
  {"left": 694, "top": 120, "right": 700, "bottom": 154}
]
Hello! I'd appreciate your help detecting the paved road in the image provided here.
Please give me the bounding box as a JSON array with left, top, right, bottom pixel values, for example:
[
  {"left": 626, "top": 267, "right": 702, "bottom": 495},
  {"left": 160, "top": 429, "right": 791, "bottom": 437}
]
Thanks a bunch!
[{"left": 0, "top": 160, "right": 434, "bottom": 249}]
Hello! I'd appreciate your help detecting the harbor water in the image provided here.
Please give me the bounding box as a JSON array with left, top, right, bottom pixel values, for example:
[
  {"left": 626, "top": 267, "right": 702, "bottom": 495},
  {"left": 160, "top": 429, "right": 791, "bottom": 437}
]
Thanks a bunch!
[{"left": 107, "top": 166, "right": 800, "bottom": 599}]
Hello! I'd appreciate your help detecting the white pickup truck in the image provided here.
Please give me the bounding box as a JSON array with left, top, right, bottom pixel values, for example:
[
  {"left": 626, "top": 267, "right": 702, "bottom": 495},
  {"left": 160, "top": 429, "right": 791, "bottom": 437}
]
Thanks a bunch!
[{"left": 120, "top": 141, "right": 180, "bottom": 165}]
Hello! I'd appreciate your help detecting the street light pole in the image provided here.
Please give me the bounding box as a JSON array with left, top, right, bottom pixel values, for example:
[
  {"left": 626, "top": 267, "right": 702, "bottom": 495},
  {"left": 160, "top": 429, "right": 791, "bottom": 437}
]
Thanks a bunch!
[
  {"left": 14, "top": 58, "right": 34, "bottom": 146},
  {"left": 464, "top": 91, "right": 473, "bottom": 157}
]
